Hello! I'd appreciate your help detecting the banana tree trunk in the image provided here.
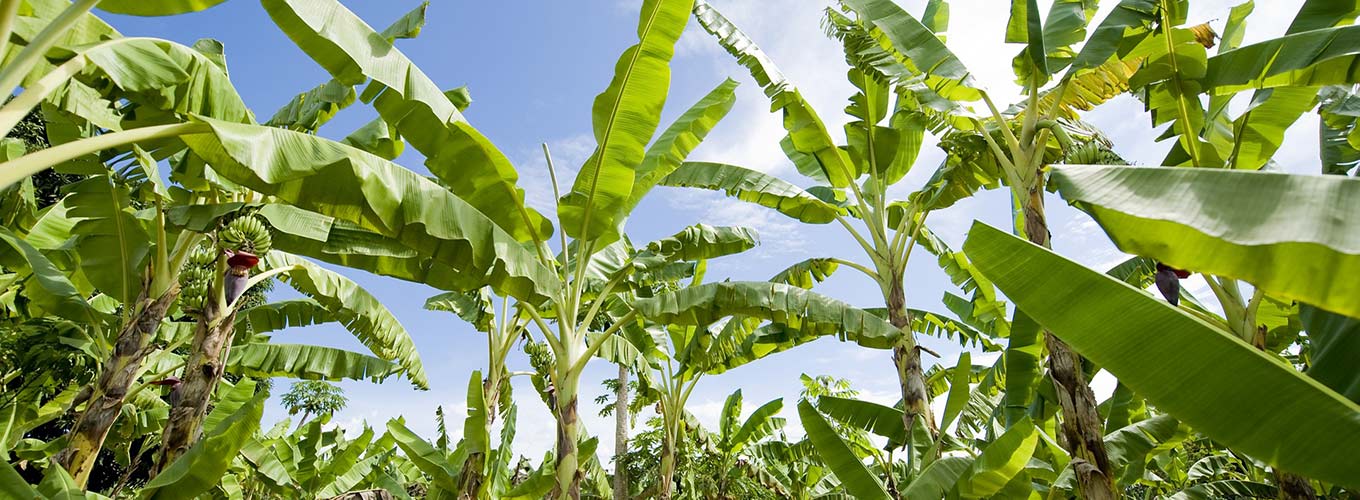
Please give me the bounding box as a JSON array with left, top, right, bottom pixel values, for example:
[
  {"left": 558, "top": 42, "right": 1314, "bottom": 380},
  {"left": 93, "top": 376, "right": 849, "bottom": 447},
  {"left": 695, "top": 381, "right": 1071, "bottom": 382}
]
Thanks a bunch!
[
  {"left": 658, "top": 409, "right": 679, "bottom": 500},
  {"left": 613, "top": 363, "right": 629, "bottom": 499},
  {"left": 1022, "top": 188, "right": 1116, "bottom": 500},
  {"left": 459, "top": 373, "right": 502, "bottom": 499},
  {"left": 1273, "top": 468, "right": 1317, "bottom": 499},
  {"left": 886, "top": 280, "right": 935, "bottom": 442},
  {"left": 56, "top": 278, "right": 179, "bottom": 486},
  {"left": 154, "top": 299, "right": 239, "bottom": 473},
  {"left": 552, "top": 373, "right": 582, "bottom": 500}
]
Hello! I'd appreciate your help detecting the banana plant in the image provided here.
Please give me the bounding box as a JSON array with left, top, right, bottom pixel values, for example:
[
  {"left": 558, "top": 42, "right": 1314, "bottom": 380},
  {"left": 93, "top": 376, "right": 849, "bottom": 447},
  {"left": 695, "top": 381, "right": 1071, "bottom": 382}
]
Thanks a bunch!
[
  {"left": 815, "top": 0, "right": 1209, "bottom": 495},
  {"left": 671, "top": 0, "right": 1037, "bottom": 457},
  {"left": 227, "top": 411, "right": 414, "bottom": 499},
  {"left": 421, "top": 288, "right": 533, "bottom": 498},
  {"left": 710, "top": 390, "right": 784, "bottom": 498}
]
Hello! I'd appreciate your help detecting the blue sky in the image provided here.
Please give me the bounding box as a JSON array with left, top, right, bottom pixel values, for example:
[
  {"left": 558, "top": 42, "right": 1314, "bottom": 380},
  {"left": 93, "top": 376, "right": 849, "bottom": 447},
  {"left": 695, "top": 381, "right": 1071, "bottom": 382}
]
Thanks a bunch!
[{"left": 100, "top": 0, "right": 1318, "bottom": 458}]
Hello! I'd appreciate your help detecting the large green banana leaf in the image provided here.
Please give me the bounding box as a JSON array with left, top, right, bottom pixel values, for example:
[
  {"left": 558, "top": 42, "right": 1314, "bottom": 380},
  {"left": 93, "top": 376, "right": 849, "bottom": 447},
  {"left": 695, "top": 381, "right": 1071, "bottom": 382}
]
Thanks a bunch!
[
  {"left": 1204, "top": 25, "right": 1360, "bottom": 95},
  {"left": 425, "top": 288, "right": 494, "bottom": 333},
  {"left": 963, "top": 222, "right": 1360, "bottom": 488},
  {"left": 839, "top": 0, "right": 976, "bottom": 89},
  {"left": 956, "top": 417, "right": 1037, "bottom": 498},
  {"left": 633, "top": 282, "right": 900, "bottom": 349},
  {"left": 816, "top": 396, "right": 905, "bottom": 446},
  {"left": 559, "top": 0, "right": 693, "bottom": 241},
  {"left": 97, "top": 0, "right": 227, "bottom": 16},
  {"left": 141, "top": 391, "right": 266, "bottom": 499},
  {"left": 797, "top": 400, "right": 890, "bottom": 500},
  {"left": 263, "top": 251, "right": 426, "bottom": 389},
  {"left": 0, "top": 226, "right": 102, "bottom": 324},
  {"left": 234, "top": 298, "right": 330, "bottom": 334},
  {"left": 731, "top": 398, "right": 784, "bottom": 453},
  {"left": 254, "top": 204, "right": 487, "bottom": 296},
  {"left": 1286, "top": 0, "right": 1360, "bottom": 36},
  {"left": 1051, "top": 165, "right": 1360, "bottom": 318},
  {"left": 1318, "top": 85, "right": 1360, "bottom": 176},
  {"left": 625, "top": 78, "right": 739, "bottom": 215},
  {"left": 386, "top": 420, "right": 459, "bottom": 491},
  {"left": 769, "top": 258, "right": 838, "bottom": 289},
  {"left": 643, "top": 224, "right": 758, "bottom": 262},
  {"left": 227, "top": 343, "right": 399, "bottom": 383},
  {"left": 691, "top": 0, "right": 854, "bottom": 187},
  {"left": 903, "top": 456, "right": 974, "bottom": 498},
  {"left": 181, "top": 117, "right": 559, "bottom": 303},
  {"left": 261, "top": 0, "right": 550, "bottom": 243},
  {"left": 1301, "top": 304, "right": 1360, "bottom": 403},
  {"left": 266, "top": 3, "right": 429, "bottom": 132},
  {"left": 660, "top": 162, "right": 844, "bottom": 223}
]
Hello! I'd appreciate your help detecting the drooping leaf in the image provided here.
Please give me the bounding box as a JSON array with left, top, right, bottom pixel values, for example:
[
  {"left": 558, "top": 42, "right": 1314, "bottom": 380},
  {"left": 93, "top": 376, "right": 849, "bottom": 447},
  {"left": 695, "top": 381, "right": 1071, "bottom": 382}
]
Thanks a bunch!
[
  {"left": 97, "top": 0, "right": 227, "bottom": 16},
  {"left": 768, "top": 258, "right": 838, "bottom": 289},
  {"left": 634, "top": 282, "right": 901, "bottom": 349},
  {"left": 182, "top": 117, "right": 560, "bottom": 304},
  {"left": 643, "top": 224, "right": 758, "bottom": 262},
  {"left": 386, "top": 419, "right": 459, "bottom": 491},
  {"left": 840, "top": 0, "right": 977, "bottom": 88},
  {"left": 963, "top": 222, "right": 1360, "bottom": 488},
  {"left": 227, "top": 343, "right": 399, "bottom": 383},
  {"left": 262, "top": 0, "right": 552, "bottom": 243},
  {"left": 692, "top": 0, "right": 854, "bottom": 187},
  {"left": 425, "top": 288, "right": 494, "bottom": 333},
  {"left": 660, "top": 162, "right": 843, "bottom": 223},
  {"left": 263, "top": 251, "right": 426, "bottom": 389},
  {"left": 1051, "top": 165, "right": 1360, "bottom": 318}
]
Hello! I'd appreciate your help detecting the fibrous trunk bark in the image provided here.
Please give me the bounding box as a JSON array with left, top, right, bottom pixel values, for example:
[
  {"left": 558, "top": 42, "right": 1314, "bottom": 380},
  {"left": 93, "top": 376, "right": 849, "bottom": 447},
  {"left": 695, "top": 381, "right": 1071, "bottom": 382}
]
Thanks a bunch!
[
  {"left": 1023, "top": 188, "right": 1116, "bottom": 500},
  {"left": 613, "top": 363, "right": 629, "bottom": 499},
  {"left": 56, "top": 277, "right": 179, "bottom": 486},
  {"left": 552, "top": 376, "right": 582, "bottom": 500},
  {"left": 887, "top": 279, "right": 935, "bottom": 444},
  {"left": 1273, "top": 468, "right": 1317, "bottom": 499},
  {"left": 154, "top": 298, "right": 239, "bottom": 473}
]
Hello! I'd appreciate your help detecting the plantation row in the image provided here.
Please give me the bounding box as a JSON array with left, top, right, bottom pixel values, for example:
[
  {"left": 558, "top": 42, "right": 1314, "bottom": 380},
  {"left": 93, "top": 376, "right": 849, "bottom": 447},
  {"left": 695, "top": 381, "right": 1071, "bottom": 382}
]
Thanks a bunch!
[{"left": 0, "top": 0, "right": 1357, "bottom": 498}]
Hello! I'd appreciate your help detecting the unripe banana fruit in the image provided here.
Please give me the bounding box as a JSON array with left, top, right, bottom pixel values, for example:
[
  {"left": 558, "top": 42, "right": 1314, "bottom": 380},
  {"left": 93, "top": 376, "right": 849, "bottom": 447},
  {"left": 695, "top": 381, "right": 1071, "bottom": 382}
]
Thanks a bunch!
[{"left": 217, "top": 215, "right": 272, "bottom": 256}]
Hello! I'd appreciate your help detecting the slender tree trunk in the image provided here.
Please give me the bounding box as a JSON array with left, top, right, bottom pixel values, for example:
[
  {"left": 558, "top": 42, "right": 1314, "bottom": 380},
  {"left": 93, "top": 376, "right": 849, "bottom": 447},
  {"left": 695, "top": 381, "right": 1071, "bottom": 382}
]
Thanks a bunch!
[
  {"left": 886, "top": 279, "right": 936, "bottom": 445},
  {"left": 1272, "top": 469, "right": 1317, "bottom": 499},
  {"left": 154, "top": 298, "right": 239, "bottom": 474},
  {"left": 459, "top": 373, "right": 502, "bottom": 499},
  {"left": 552, "top": 375, "right": 582, "bottom": 500},
  {"left": 56, "top": 277, "right": 179, "bottom": 486},
  {"left": 613, "top": 363, "right": 630, "bottom": 499},
  {"left": 1022, "top": 188, "right": 1116, "bottom": 500}
]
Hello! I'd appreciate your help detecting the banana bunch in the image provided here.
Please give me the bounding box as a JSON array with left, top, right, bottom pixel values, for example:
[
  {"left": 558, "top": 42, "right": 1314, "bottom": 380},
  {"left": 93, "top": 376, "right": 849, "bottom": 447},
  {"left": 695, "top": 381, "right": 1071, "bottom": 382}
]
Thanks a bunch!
[
  {"left": 177, "top": 243, "right": 217, "bottom": 313},
  {"left": 217, "top": 215, "right": 272, "bottom": 256},
  {"left": 1063, "top": 140, "right": 1128, "bottom": 166}
]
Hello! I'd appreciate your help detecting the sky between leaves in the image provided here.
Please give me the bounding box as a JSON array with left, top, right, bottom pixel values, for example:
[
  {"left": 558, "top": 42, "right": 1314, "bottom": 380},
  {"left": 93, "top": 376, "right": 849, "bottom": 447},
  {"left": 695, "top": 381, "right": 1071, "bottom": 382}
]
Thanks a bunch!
[{"left": 102, "top": 0, "right": 1318, "bottom": 459}]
